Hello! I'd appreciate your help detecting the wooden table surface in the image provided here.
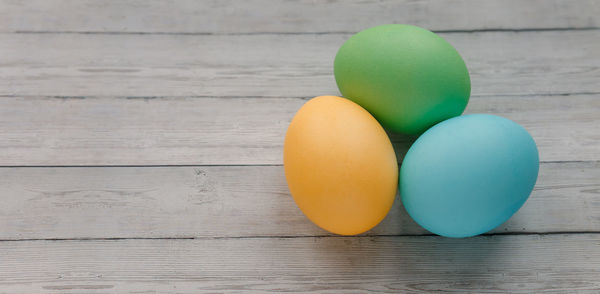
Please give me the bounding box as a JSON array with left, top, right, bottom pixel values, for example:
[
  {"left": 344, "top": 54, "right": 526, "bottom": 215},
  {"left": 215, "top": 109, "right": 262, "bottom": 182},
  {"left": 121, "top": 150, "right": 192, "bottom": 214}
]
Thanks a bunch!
[{"left": 1, "top": 0, "right": 599, "bottom": 293}]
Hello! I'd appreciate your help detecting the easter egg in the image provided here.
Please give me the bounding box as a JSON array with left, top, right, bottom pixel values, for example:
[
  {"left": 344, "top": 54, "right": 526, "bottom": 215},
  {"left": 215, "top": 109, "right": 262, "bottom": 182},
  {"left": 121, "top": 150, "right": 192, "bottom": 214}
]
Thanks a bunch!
[
  {"left": 400, "top": 114, "right": 539, "bottom": 238},
  {"left": 284, "top": 96, "right": 398, "bottom": 235},
  {"left": 334, "top": 24, "right": 471, "bottom": 134}
]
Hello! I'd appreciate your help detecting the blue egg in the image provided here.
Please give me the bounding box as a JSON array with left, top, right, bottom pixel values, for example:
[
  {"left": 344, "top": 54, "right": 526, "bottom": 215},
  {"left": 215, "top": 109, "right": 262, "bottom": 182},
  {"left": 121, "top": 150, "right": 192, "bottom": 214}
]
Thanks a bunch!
[{"left": 400, "top": 114, "right": 539, "bottom": 238}]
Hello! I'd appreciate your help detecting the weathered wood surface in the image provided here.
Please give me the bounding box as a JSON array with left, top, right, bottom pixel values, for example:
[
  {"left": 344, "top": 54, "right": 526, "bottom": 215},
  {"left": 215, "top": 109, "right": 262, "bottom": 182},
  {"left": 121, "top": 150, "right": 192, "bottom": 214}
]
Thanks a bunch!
[
  {"left": 0, "top": 94, "right": 596, "bottom": 166},
  {"left": 0, "top": 161, "right": 597, "bottom": 240},
  {"left": 1, "top": 235, "right": 600, "bottom": 293},
  {"left": 1, "top": 30, "right": 599, "bottom": 98},
  {"left": 1, "top": 0, "right": 599, "bottom": 292},
  {"left": 1, "top": 0, "right": 599, "bottom": 34}
]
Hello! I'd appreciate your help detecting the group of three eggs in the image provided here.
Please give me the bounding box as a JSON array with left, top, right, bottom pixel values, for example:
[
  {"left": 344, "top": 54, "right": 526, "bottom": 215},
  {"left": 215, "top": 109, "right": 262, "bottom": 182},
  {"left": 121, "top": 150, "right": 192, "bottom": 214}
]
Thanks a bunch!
[{"left": 283, "top": 25, "right": 539, "bottom": 238}]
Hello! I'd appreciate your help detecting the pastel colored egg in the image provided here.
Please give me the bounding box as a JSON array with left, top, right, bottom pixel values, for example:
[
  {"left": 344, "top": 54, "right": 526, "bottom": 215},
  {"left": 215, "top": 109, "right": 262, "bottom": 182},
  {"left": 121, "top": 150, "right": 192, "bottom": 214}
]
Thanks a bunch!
[
  {"left": 284, "top": 96, "right": 398, "bottom": 235},
  {"left": 334, "top": 24, "right": 471, "bottom": 134},
  {"left": 400, "top": 114, "right": 539, "bottom": 238}
]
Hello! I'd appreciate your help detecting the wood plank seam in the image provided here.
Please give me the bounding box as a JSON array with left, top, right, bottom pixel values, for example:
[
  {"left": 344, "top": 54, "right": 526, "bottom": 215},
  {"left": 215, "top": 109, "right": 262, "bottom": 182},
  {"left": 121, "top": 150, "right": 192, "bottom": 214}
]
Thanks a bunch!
[
  {"left": 0, "top": 160, "right": 596, "bottom": 168},
  {"left": 5, "top": 27, "right": 600, "bottom": 35},
  {"left": 3, "top": 231, "right": 600, "bottom": 242},
  {"left": 2, "top": 91, "right": 600, "bottom": 100}
]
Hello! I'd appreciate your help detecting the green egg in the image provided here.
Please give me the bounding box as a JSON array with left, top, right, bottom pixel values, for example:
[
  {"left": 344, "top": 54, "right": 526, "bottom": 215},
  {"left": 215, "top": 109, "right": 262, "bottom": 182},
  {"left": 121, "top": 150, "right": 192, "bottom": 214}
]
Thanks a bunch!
[{"left": 334, "top": 24, "right": 471, "bottom": 134}]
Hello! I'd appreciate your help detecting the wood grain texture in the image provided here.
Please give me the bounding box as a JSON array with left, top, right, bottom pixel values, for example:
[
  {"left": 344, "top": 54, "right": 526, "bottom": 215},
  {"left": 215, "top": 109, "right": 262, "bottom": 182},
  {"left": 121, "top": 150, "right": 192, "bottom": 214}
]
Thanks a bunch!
[
  {"left": 1, "top": 0, "right": 599, "bottom": 34},
  {"left": 0, "top": 94, "right": 596, "bottom": 166},
  {"left": 0, "top": 161, "right": 597, "bottom": 239},
  {"left": 1, "top": 1, "right": 599, "bottom": 292},
  {"left": 0, "top": 234, "right": 600, "bottom": 293},
  {"left": 1, "top": 30, "right": 599, "bottom": 98}
]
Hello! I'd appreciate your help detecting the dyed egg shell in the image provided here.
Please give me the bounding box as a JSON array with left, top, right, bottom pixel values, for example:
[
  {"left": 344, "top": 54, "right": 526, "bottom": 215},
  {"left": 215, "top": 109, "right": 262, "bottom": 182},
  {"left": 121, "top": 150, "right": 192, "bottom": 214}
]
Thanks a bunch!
[
  {"left": 400, "top": 114, "right": 539, "bottom": 238},
  {"left": 334, "top": 24, "right": 470, "bottom": 134},
  {"left": 284, "top": 96, "right": 398, "bottom": 235}
]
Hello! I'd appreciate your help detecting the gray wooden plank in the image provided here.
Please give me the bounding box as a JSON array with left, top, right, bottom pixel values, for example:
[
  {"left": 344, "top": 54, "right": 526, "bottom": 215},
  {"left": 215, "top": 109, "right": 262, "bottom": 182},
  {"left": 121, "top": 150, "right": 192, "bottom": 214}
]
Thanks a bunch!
[
  {"left": 1, "top": 0, "right": 598, "bottom": 34},
  {"left": 1, "top": 30, "right": 599, "bottom": 98},
  {"left": 0, "top": 234, "right": 599, "bottom": 293},
  {"left": 0, "top": 161, "right": 597, "bottom": 239},
  {"left": 0, "top": 94, "right": 596, "bottom": 166}
]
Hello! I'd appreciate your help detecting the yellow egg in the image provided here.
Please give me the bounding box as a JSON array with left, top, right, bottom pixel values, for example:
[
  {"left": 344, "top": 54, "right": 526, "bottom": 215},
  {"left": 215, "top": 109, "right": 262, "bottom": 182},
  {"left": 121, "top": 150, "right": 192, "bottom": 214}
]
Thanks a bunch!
[{"left": 284, "top": 96, "right": 398, "bottom": 235}]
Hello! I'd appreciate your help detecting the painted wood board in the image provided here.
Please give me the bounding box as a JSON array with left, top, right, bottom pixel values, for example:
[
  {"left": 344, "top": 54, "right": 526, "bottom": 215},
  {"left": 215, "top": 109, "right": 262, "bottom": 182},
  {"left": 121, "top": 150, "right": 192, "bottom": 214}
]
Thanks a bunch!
[
  {"left": 0, "top": 161, "right": 597, "bottom": 240},
  {"left": 1, "top": 0, "right": 598, "bottom": 34},
  {"left": 0, "top": 94, "right": 596, "bottom": 166},
  {"left": 1, "top": 30, "right": 599, "bottom": 98},
  {"left": 0, "top": 234, "right": 599, "bottom": 293}
]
